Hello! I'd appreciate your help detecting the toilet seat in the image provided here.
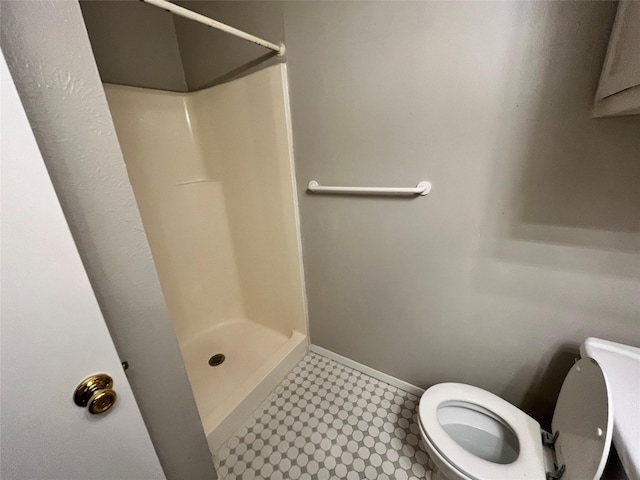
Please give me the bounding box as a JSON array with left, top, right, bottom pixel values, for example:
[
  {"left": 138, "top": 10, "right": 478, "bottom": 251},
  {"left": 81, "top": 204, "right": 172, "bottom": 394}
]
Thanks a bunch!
[
  {"left": 419, "top": 383, "right": 547, "bottom": 480},
  {"left": 418, "top": 419, "right": 475, "bottom": 480},
  {"left": 419, "top": 358, "right": 612, "bottom": 480}
]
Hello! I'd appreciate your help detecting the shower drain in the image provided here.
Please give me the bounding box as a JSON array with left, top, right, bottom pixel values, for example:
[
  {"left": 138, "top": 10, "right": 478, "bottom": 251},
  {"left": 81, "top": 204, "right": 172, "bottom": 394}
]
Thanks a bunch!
[{"left": 208, "top": 353, "right": 226, "bottom": 367}]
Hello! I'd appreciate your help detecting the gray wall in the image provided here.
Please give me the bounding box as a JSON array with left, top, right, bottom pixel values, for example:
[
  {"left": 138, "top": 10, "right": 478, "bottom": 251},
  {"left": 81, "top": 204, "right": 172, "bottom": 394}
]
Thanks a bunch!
[
  {"left": 175, "top": 1, "right": 283, "bottom": 90},
  {"left": 80, "top": 0, "right": 188, "bottom": 91},
  {"left": 74, "top": 0, "right": 640, "bottom": 428},
  {"left": 0, "top": 2, "right": 216, "bottom": 479},
  {"left": 284, "top": 1, "right": 640, "bottom": 427},
  {"left": 79, "top": 0, "right": 284, "bottom": 91}
]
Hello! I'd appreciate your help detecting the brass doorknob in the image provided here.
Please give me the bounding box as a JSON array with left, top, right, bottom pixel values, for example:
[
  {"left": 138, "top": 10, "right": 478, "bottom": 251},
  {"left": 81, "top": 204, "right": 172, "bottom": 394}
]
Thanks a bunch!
[{"left": 74, "top": 374, "right": 117, "bottom": 414}]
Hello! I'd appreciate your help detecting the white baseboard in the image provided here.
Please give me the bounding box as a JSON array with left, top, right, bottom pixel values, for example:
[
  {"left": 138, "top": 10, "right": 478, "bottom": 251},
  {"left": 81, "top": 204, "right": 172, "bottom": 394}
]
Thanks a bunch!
[{"left": 309, "top": 344, "right": 425, "bottom": 397}]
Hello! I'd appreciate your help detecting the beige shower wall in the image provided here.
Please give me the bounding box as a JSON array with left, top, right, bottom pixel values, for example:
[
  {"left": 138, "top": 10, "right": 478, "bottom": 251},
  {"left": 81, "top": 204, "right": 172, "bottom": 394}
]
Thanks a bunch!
[
  {"left": 187, "top": 65, "right": 306, "bottom": 338},
  {"left": 105, "top": 64, "right": 307, "bottom": 342},
  {"left": 105, "top": 84, "right": 246, "bottom": 343}
]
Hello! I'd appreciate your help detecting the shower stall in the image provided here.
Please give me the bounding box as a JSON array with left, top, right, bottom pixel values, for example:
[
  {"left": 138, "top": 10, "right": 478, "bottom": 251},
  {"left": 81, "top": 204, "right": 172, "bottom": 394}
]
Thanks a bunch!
[{"left": 104, "top": 64, "right": 308, "bottom": 451}]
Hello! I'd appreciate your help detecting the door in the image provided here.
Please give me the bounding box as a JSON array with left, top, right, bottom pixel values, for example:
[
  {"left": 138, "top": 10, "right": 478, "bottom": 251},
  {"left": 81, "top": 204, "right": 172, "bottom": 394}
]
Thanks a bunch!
[{"left": 0, "top": 52, "right": 165, "bottom": 479}]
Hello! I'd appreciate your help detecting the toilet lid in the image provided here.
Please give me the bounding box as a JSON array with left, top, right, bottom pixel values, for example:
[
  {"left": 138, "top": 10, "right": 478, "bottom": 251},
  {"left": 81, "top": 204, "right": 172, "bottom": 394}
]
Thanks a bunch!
[{"left": 551, "top": 357, "right": 612, "bottom": 480}]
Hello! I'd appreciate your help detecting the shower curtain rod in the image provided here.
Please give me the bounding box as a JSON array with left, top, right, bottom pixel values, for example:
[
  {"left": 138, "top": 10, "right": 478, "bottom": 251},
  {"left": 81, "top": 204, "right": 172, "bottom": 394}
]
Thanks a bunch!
[{"left": 140, "top": 0, "right": 285, "bottom": 56}]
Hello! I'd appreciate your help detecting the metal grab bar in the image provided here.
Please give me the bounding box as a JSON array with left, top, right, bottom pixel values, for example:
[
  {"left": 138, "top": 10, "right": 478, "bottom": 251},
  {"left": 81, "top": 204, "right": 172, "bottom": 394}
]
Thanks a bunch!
[{"left": 307, "top": 180, "right": 432, "bottom": 196}]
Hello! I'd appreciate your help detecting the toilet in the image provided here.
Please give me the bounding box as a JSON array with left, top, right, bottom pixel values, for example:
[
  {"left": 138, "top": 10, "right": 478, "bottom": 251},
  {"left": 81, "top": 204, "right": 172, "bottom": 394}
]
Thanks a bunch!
[{"left": 418, "top": 357, "right": 613, "bottom": 480}]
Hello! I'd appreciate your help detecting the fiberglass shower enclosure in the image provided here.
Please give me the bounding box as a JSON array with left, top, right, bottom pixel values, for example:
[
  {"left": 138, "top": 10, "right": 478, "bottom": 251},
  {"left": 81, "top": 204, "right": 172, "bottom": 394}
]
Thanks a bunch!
[{"left": 105, "top": 64, "right": 308, "bottom": 451}]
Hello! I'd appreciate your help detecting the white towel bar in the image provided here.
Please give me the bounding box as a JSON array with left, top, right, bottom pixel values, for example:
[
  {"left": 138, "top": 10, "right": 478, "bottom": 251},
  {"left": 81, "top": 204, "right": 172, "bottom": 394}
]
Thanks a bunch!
[{"left": 307, "top": 180, "right": 431, "bottom": 196}]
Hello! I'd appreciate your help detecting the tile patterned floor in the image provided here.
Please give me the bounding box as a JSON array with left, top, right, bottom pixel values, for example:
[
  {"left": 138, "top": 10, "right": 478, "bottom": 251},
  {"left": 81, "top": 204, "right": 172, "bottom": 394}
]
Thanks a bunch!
[{"left": 214, "top": 352, "right": 436, "bottom": 479}]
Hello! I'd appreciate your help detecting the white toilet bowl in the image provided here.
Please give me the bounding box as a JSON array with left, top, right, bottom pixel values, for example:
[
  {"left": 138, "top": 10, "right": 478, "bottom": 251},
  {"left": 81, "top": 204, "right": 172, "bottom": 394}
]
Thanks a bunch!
[{"left": 418, "top": 358, "right": 613, "bottom": 480}]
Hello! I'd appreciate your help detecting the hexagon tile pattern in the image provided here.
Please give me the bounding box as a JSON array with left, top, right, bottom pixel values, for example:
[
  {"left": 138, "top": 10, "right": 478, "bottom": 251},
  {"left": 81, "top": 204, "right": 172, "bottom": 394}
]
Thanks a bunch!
[{"left": 213, "top": 352, "right": 436, "bottom": 479}]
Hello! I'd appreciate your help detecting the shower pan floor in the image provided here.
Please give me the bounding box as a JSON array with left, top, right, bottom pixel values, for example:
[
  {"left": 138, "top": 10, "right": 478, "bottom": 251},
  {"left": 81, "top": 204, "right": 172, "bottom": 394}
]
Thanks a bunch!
[{"left": 180, "top": 319, "right": 307, "bottom": 452}]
